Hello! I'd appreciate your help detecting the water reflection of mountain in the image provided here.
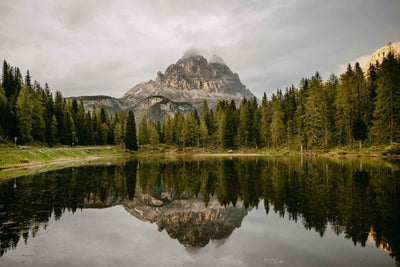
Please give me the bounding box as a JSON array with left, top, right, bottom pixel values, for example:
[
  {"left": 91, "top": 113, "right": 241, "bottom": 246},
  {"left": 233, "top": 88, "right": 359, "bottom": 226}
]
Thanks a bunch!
[
  {"left": 0, "top": 157, "right": 399, "bottom": 263},
  {"left": 123, "top": 189, "right": 247, "bottom": 247}
]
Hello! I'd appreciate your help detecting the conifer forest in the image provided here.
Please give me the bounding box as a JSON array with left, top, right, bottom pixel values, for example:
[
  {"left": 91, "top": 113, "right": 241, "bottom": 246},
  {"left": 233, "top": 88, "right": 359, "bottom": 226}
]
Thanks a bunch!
[{"left": 1, "top": 52, "right": 399, "bottom": 151}]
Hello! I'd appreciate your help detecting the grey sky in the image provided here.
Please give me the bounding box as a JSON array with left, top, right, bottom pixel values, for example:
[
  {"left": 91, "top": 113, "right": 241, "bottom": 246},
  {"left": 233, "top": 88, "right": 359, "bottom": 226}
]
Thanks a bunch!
[{"left": 0, "top": 0, "right": 399, "bottom": 99}]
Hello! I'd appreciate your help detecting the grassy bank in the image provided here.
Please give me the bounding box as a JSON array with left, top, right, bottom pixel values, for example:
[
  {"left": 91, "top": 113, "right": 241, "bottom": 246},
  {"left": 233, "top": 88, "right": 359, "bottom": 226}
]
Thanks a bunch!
[
  {"left": 0, "top": 146, "right": 123, "bottom": 169},
  {"left": 0, "top": 156, "right": 129, "bottom": 181},
  {"left": 134, "top": 143, "right": 400, "bottom": 159},
  {"left": 1, "top": 143, "right": 398, "bottom": 170}
]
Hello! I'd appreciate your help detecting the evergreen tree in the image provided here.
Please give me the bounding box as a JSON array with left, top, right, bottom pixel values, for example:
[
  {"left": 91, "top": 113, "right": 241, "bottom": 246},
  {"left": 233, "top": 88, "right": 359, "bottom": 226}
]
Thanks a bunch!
[
  {"left": 54, "top": 91, "right": 66, "bottom": 144},
  {"left": 163, "top": 115, "right": 174, "bottom": 145},
  {"left": 335, "top": 64, "right": 354, "bottom": 146},
  {"left": 0, "top": 85, "right": 7, "bottom": 135},
  {"left": 25, "top": 70, "right": 32, "bottom": 88},
  {"left": 16, "top": 85, "right": 34, "bottom": 143},
  {"left": 114, "top": 122, "right": 123, "bottom": 147},
  {"left": 138, "top": 115, "right": 149, "bottom": 145},
  {"left": 325, "top": 74, "right": 338, "bottom": 145},
  {"left": 43, "top": 85, "right": 56, "bottom": 145},
  {"left": 148, "top": 120, "right": 159, "bottom": 147},
  {"left": 305, "top": 72, "right": 324, "bottom": 147},
  {"left": 372, "top": 52, "right": 400, "bottom": 144},
  {"left": 238, "top": 98, "right": 251, "bottom": 146},
  {"left": 199, "top": 116, "right": 209, "bottom": 147},
  {"left": 353, "top": 115, "right": 368, "bottom": 149},
  {"left": 260, "top": 93, "right": 271, "bottom": 147},
  {"left": 125, "top": 110, "right": 138, "bottom": 151},
  {"left": 270, "top": 93, "right": 284, "bottom": 149},
  {"left": 30, "top": 82, "right": 46, "bottom": 142},
  {"left": 84, "top": 112, "right": 95, "bottom": 145}
]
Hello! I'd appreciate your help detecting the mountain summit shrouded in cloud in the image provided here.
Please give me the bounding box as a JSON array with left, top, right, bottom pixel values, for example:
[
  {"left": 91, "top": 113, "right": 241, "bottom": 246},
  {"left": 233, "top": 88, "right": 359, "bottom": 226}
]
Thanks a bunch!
[{"left": 71, "top": 53, "right": 256, "bottom": 121}]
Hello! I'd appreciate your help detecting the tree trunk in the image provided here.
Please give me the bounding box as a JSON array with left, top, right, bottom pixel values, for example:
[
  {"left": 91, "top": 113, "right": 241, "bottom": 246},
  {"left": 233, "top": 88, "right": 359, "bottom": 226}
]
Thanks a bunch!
[
  {"left": 324, "top": 120, "right": 328, "bottom": 147},
  {"left": 390, "top": 79, "right": 393, "bottom": 145},
  {"left": 359, "top": 139, "right": 362, "bottom": 149}
]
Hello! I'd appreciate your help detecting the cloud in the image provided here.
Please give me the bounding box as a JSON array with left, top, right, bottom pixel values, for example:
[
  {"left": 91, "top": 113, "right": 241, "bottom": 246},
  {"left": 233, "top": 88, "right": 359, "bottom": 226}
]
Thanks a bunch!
[
  {"left": 336, "top": 54, "right": 371, "bottom": 74},
  {"left": 0, "top": 0, "right": 399, "bottom": 98}
]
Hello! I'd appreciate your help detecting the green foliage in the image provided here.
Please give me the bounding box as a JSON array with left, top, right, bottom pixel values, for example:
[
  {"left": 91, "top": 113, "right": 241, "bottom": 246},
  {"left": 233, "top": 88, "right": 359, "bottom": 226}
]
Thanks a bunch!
[
  {"left": 0, "top": 84, "right": 7, "bottom": 135},
  {"left": 138, "top": 115, "right": 149, "bottom": 145},
  {"left": 125, "top": 110, "right": 138, "bottom": 151},
  {"left": 1, "top": 53, "right": 399, "bottom": 150},
  {"left": 353, "top": 115, "right": 368, "bottom": 142},
  {"left": 371, "top": 52, "right": 400, "bottom": 144},
  {"left": 16, "top": 85, "right": 34, "bottom": 143}
]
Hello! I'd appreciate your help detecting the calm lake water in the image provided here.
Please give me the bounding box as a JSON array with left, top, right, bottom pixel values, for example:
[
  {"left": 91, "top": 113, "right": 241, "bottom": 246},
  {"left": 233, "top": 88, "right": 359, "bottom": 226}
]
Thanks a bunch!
[{"left": 0, "top": 157, "right": 399, "bottom": 266}]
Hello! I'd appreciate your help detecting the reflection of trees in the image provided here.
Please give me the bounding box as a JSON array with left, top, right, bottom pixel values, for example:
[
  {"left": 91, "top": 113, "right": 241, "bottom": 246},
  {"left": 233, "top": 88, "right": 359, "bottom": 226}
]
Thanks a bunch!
[
  {"left": 137, "top": 157, "right": 400, "bottom": 262},
  {"left": 0, "top": 161, "right": 137, "bottom": 257},
  {"left": 1, "top": 157, "right": 399, "bottom": 263}
]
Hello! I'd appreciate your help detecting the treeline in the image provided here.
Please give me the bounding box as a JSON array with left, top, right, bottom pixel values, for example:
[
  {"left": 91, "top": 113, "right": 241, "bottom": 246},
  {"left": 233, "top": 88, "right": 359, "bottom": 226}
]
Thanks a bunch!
[
  {"left": 1, "top": 51, "right": 399, "bottom": 149},
  {"left": 0, "top": 60, "right": 136, "bottom": 147},
  {"left": 139, "top": 51, "right": 400, "bottom": 150}
]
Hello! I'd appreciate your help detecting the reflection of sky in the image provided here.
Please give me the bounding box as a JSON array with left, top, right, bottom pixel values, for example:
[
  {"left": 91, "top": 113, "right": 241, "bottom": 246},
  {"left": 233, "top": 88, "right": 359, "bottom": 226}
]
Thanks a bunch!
[{"left": 0, "top": 202, "right": 394, "bottom": 267}]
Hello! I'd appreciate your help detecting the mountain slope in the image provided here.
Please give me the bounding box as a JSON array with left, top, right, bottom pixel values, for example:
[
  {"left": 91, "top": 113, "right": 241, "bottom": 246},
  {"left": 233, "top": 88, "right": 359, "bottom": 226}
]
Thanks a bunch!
[
  {"left": 121, "top": 54, "right": 256, "bottom": 112},
  {"left": 72, "top": 54, "right": 256, "bottom": 120}
]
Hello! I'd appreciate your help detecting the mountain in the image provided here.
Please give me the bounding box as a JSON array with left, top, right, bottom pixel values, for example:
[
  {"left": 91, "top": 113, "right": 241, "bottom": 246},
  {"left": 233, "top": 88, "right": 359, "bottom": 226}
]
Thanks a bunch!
[
  {"left": 70, "top": 54, "right": 256, "bottom": 121},
  {"left": 123, "top": 188, "right": 248, "bottom": 247},
  {"left": 363, "top": 41, "right": 400, "bottom": 72}
]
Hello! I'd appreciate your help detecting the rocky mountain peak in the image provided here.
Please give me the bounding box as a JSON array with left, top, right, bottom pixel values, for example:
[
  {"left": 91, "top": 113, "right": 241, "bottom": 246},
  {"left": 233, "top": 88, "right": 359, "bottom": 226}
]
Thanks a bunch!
[
  {"left": 153, "top": 53, "right": 251, "bottom": 96},
  {"left": 74, "top": 53, "right": 257, "bottom": 121}
]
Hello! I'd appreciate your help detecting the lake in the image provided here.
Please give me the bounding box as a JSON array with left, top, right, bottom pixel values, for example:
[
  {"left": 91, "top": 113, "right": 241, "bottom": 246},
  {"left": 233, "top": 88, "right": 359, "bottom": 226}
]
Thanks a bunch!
[{"left": 0, "top": 156, "right": 399, "bottom": 266}]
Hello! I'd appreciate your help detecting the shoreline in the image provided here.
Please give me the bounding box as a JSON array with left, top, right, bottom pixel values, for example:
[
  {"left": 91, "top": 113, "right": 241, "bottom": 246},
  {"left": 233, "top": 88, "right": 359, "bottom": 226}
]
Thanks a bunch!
[
  {"left": 2, "top": 156, "right": 102, "bottom": 170},
  {"left": 1, "top": 145, "right": 399, "bottom": 172}
]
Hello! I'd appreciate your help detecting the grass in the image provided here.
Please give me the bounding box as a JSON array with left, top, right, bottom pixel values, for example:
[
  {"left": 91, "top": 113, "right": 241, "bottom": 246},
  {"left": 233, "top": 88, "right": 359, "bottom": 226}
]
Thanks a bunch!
[
  {"left": 1, "top": 143, "right": 398, "bottom": 171},
  {"left": 134, "top": 143, "right": 400, "bottom": 160},
  {"left": 0, "top": 156, "right": 128, "bottom": 181},
  {"left": 0, "top": 146, "right": 123, "bottom": 169}
]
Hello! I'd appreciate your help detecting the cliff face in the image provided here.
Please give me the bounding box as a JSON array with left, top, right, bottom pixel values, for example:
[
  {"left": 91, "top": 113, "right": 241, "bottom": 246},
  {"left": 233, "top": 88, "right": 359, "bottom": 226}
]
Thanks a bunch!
[
  {"left": 363, "top": 41, "right": 400, "bottom": 71},
  {"left": 70, "top": 54, "right": 256, "bottom": 121},
  {"left": 121, "top": 55, "right": 256, "bottom": 115},
  {"left": 152, "top": 55, "right": 250, "bottom": 95},
  {"left": 123, "top": 189, "right": 248, "bottom": 247}
]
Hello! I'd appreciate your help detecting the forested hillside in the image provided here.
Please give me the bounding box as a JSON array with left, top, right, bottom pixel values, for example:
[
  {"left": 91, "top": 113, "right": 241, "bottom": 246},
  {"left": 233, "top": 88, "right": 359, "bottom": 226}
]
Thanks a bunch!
[{"left": 0, "top": 51, "right": 399, "bottom": 150}]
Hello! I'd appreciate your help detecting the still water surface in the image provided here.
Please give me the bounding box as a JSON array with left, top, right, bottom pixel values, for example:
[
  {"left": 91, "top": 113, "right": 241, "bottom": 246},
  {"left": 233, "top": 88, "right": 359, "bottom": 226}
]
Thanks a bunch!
[{"left": 0, "top": 157, "right": 399, "bottom": 266}]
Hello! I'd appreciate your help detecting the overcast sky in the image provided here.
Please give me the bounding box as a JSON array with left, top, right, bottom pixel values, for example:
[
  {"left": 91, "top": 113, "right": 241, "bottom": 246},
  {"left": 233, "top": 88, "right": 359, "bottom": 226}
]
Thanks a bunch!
[{"left": 0, "top": 0, "right": 399, "bottom": 99}]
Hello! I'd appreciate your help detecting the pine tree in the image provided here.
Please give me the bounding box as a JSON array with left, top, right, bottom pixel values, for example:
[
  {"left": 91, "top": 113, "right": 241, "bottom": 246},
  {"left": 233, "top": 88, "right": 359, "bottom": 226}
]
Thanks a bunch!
[
  {"left": 48, "top": 115, "right": 57, "bottom": 146},
  {"left": 305, "top": 72, "right": 324, "bottom": 147},
  {"left": 148, "top": 120, "right": 159, "bottom": 147},
  {"left": 335, "top": 64, "right": 354, "bottom": 146},
  {"left": 353, "top": 115, "right": 368, "bottom": 149},
  {"left": 25, "top": 70, "right": 32, "bottom": 88},
  {"left": 125, "top": 110, "right": 138, "bottom": 151},
  {"left": 238, "top": 99, "right": 251, "bottom": 146},
  {"left": 30, "top": 82, "right": 46, "bottom": 142},
  {"left": 270, "top": 93, "right": 284, "bottom": 149},
  {"left": 0, "top": 85, "right": 7, "bottom": 135},
  {"left": 173, "top": 113, "right": 184, "bottom": 146},
  {"left": 372, "top": 51, "right": 400, "bottom": 144},
  {"left": 260, "top": 93, "right": 271, "bottom": 147},
  {"left": 163, "top": 115, "right": 174, "bottom": 145},
  {"left": 54, "top": 91, "right": 66, "bottom": 144},
  {"left": 325, "top": 74, "right": 338, "bottom": 145},
  {"left": 84, "top": 112, "right": 95, "bottom": 145},
  {"left": 114, "top": 122, "right": 123, "bottom": 147},
  {"left": 16, "top": 85, "right": 34, "bottom": 143},
  {"left": 43, "top": 85, "right": 56, "bottom": 145},
  {"left": 138, "top": 115, "right": 149, "bottom": 145},
  {"left": 199, "top": 116, "right": 209, "bottom": 147}
]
